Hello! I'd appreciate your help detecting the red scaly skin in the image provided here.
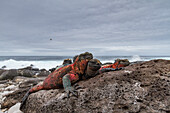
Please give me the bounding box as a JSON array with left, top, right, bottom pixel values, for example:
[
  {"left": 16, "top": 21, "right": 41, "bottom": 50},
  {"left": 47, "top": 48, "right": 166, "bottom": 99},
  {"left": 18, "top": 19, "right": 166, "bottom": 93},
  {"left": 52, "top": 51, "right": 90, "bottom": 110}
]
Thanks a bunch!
[
  {"left": 100, "top": 60, "right": 126, "bottom": 70},
  {"left": 29, "top": 53, "right": 92, "bottom": 93}
]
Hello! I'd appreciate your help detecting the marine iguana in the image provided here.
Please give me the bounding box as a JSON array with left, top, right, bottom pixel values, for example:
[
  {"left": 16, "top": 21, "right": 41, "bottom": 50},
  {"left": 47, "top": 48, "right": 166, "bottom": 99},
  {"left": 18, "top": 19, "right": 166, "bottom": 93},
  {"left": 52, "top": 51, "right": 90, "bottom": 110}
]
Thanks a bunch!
[
  {"left": 83, "top": 58, "right": 130, "bottom": 79},
  {"left": 20, "top": 52, "right": 93, "bottom": 109},
  {"left": 101, "top": 59, "right": 130, "bottom": 69}
]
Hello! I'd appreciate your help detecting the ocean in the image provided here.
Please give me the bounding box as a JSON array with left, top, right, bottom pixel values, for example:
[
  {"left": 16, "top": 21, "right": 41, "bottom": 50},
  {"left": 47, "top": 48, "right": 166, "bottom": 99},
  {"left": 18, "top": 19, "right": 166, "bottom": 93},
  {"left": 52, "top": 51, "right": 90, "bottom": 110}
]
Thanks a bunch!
[{"left": 0, "top": 55, "right": 170, "bottom": 70}]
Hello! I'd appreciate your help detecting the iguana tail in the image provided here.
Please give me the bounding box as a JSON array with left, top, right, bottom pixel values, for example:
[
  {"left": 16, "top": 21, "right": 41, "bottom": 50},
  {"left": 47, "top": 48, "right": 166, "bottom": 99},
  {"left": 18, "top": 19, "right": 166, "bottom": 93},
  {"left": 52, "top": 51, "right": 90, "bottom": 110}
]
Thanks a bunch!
[
  {"left": 20, "top": 88, "right": 31, "bottom": 110},
  {"left": 29, "top": 84, "right": 44, "bottom": 93},
  {"left": 20, "top": 84, "right": 44, "bottom": 110}
]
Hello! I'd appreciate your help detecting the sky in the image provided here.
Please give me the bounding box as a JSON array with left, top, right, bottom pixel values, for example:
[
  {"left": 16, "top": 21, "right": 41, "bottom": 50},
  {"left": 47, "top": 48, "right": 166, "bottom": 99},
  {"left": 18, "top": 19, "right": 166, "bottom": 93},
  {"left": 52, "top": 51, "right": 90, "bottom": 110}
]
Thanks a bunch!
[{"left": 0, "top": 0, "right": 170, "bottom": 56}]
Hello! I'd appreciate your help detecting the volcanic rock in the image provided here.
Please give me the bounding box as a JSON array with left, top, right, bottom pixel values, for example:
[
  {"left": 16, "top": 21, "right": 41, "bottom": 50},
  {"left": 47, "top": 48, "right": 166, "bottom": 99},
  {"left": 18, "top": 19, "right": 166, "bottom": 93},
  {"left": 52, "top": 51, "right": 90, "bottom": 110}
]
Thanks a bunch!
[
  {"left": 36, "top": 71, "right": 50, "bottom": 77},
  {"left": 1, "top": 66, "right": 6, "bottom": 69},
  {"left": 18, "top": 70, "right": 34, "bottom": 78},
  {"left": 0, "top": 69, "right": 19, "bottom": 80},
  {"left": 1, "top": 77, "right": 45, "bottom": 109},
  {"left": 20, "top": 59, "right": 170, "bottom": 113},
  {"left": 0, "top": 69, "right": 6, "bottom": 75}
]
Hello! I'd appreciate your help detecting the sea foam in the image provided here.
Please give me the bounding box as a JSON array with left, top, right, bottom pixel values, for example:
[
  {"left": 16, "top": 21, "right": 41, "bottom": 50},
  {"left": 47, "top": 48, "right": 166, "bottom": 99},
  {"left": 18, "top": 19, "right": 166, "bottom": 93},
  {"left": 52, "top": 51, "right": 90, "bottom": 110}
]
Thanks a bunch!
[
  {"left": 130, "top": 55, "right": 143, "bottom": 62},
  {"left": 0, "top": 59, "right": 63, "bottom": 70}
]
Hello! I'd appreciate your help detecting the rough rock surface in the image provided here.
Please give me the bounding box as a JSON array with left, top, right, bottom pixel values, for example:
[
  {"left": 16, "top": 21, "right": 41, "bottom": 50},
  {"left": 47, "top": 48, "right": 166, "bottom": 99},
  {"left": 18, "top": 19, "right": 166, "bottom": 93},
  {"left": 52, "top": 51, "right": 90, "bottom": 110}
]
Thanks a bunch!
[
  {"left": 0, "top": 67, "right": 50, "bottom": 80},
  {"left": 36, "top": 71, "right": 50, "bottom": 77},
  {"left": 17, "top": 60, "right": 170, "bottom": 112},
  {"left": 0, "top": 77, "right": 45, "bottom": 110},
  {"left": 0, "top": 69, "right": 6, "bottom": 75},
  {"left": 1, "top": 88, "right": 29, "bottom": 109}
]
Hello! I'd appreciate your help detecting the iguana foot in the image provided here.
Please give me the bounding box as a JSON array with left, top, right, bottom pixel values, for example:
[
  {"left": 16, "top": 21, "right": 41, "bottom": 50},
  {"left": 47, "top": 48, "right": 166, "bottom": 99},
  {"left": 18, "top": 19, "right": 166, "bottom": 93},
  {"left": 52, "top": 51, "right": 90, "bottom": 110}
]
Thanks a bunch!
[{"left": 65, "top": 86, "right": 78, "bottom": 98}]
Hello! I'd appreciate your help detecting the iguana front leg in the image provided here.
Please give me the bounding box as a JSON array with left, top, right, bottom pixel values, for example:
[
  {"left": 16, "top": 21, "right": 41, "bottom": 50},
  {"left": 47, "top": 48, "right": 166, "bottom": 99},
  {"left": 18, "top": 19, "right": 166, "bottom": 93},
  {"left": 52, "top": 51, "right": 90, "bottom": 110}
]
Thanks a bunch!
[
  {"left": 95, "top": 67, "right": 124, "bottom": 75},
  {"left": 62, "top": 74, "right": 78, "bottom": 97}
]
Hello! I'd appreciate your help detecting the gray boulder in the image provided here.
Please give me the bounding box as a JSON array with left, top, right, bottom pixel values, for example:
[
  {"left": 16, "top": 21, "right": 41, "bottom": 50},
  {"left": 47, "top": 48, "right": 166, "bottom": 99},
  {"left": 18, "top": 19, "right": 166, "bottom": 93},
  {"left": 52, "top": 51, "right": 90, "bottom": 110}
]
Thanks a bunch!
[
  {"left": 0, "top": 69, "right": 6, "bottom": 75},
  {"left": 36, "top": 71, "right": 50, "bottom": 77},
  {"left": 18, "top": 70, "right": 34, "bottom": 77},
  {"left": 19, "top": 66, "right": 32, "bottom": 70},
  {"left": 1, "top": 65, "right": 7, "bottom": 69},
  {"left": 0, "top": 69, "right": 19, "bottom": 80},
  {"left": 0, "top": 69, "right": 38, "bottom": 80}
]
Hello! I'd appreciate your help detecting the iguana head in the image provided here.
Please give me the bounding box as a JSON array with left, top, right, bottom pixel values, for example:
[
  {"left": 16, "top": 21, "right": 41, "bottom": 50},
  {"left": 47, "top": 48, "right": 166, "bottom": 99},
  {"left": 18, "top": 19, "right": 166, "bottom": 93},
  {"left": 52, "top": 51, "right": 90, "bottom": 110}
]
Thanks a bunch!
[
  {"left": 73, "top": 52, "right": 93, "bottom": 74},
  {"left": 78, "top": 52, "right": 93, "bottom": 61},
  {"left": 62, "top": 59, "right": 72, "bottom": 65},
  {"left": 114, "top": 59, "right": 130, "bottom": 68},
  {"left": 88, "top": 59, "right": 101, "bottom": 70},
  {"left": 86, "top": 59, "right": 101, "bottom": 78}
]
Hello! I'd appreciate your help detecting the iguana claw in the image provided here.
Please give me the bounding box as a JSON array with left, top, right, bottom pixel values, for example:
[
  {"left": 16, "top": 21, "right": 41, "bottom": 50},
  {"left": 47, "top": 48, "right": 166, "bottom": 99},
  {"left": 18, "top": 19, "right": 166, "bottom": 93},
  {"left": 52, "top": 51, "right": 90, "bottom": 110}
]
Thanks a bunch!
[
  {"left": 73, "top": 83, "right": 82, "bottom": 90},
  {"left": 65, "top": 86, "right": 78, "bottom": 98}
]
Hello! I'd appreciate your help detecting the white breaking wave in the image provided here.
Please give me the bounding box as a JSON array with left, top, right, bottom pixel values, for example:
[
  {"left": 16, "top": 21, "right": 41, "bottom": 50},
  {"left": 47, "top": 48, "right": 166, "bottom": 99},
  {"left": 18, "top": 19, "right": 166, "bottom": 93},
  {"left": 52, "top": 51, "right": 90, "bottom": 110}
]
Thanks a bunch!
[
  {"left": 101, "top": 60, "right": 114, "bottom": 64},
  {"left": 130, "top": 55, "right": 170, "bottom": 62},
  {"left": 0, "top": 59, "right": 63, "bottom": 70},
  {"left": 157, "top": 57, "right": 170, "bottom": 60},
  {"left": 100, "top": 55, "right": 144, "bottom": 63},
  {"left": 130, "top": 55, "right": 143, "bottom": 62}
]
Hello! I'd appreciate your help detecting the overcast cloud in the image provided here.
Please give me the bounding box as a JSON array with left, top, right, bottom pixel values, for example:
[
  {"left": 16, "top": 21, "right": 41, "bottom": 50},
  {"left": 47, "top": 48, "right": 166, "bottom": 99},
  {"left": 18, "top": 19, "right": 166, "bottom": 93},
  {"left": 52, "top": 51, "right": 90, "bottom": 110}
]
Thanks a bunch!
[{"left": 0, "top": 0, "right": 170, "bottom": 56}]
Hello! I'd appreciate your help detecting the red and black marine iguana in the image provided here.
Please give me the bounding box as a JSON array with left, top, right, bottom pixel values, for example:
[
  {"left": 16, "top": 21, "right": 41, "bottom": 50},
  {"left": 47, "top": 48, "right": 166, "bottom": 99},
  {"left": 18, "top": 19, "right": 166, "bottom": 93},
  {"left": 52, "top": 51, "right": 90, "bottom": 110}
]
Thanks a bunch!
[
  {"left": 20, "top": 52, "right": 129, "bottom": 109},
  {"left": 84, "top": 58, "right": 130, "bottom": 79},
  {"left": 20, "top": 52, "right": 93, "bottom": 109}
]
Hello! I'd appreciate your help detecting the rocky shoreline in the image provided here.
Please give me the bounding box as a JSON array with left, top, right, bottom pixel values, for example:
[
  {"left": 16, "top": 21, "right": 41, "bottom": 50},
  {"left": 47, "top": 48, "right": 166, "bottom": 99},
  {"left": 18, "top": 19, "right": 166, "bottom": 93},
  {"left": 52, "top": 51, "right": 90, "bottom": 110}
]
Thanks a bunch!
[
  {"left": 0, "top": 66, "right": 50, "bottom": 113},
  {"left": 0, "top": 59, "right": 170, "bottom": 113}
]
